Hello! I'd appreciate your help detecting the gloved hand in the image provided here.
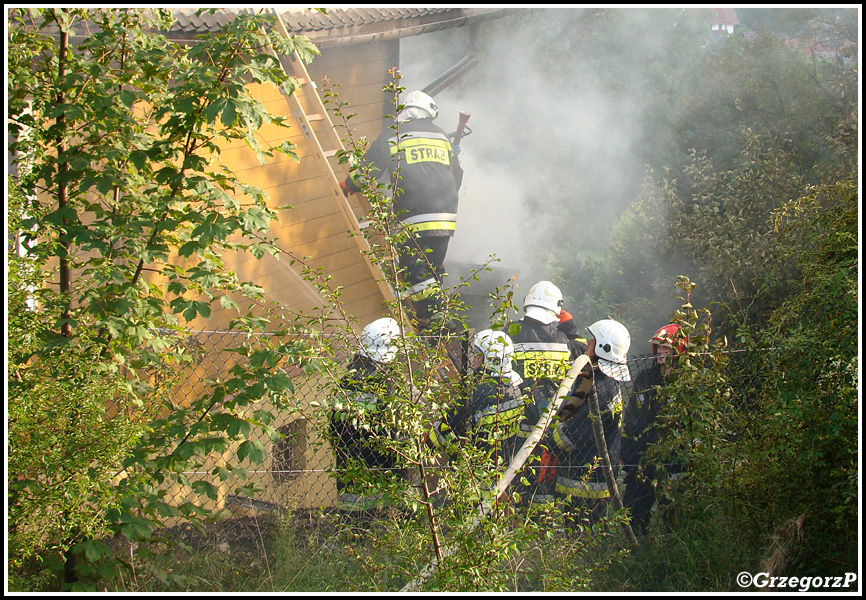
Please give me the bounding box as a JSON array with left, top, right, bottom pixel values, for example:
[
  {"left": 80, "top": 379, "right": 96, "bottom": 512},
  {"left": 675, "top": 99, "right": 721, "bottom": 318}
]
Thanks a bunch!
[
  {"left": 339, "top": 180, "right": 351, "bottom": 197},
  {"left": 538, "top": 447, "right": 558, "bottom": 485},
  {"left": 558, "top": 309, "right": 587, "bottom": 345}
]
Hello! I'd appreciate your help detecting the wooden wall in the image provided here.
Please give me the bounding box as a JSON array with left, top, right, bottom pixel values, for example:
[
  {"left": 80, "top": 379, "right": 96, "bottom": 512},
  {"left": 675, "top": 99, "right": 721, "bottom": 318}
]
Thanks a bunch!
[
  {"left": 41, "top": 37, "right": 406, "bottom": 513},
  {"left": 180, "top": 40, "right": 402, "bottom": 334},
  {"left": 173, "top": 40, "right": 404, "bottom": 511},
  {"left": 307, "top": 40, "right": 400, "bottom": 148}
]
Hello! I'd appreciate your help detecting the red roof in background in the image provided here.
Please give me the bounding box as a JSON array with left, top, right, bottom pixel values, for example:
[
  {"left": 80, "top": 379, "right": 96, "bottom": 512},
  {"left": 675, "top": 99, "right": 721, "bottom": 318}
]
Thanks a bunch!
[{"left": 708, "top": 7, "right": 740, "bottom": 25}]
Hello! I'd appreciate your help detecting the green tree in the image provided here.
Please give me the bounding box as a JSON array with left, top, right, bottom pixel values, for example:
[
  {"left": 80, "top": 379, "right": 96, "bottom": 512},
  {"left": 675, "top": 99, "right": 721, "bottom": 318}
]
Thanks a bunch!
[
  {"left": 647, "top": 180, "right": 858, "bottom": 586},
  {"left": 747, "top": 179, "right": 858, "bottom": 573},
  {"left": 559, "top": 9, "right": 856, "bottom": 342},
  {"left": 674, "top": 25, "right": 857, "bottom": 181},
  {"left": 7, "top": 8, "right": 320, "bottom": 590},
  {"left": 595, "top": 31, "right": 857, "bottom": 341}
]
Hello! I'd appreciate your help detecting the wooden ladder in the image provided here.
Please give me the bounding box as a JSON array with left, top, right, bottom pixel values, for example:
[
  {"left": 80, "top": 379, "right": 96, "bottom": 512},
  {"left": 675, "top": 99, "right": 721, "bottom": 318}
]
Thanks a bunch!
[
  {"left": 265, "top": 11, "right": 462, "bottom": 383},
  {"left": 264, "top": 9, "right": 395, "bottom": 305}
]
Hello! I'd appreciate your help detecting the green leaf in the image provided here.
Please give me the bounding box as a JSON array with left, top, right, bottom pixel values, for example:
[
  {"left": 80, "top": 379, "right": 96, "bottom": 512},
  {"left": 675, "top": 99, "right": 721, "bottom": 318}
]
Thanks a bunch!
[
  {"left": 267, "top": 371, "right": 294, "bottom": 393},
  {"left": 129, "top": 150, "right": 148, "bottom": 171},
  {"left": 190, "top": 479, "right": 219, "bottom": 501},
  {"left": 204, "top": 97, "right": 227, "bottom": 124},
  {"left": 183, "top": 300, "right": 210, "bottom": 322},
  {"left": 178, "top": 240, "right": 202, "bottom": 258},
  {"left": 275, "top": 140, "right": 299, "bottom": 162},
  {"left": 47, "top": 103, "right": 86, "bottom": 121},
  {"left": 241, "top": 206, "right": 272, "bottom": 232},
  {"left": 221, "top": 101, "right": 238, "bottom": 127},
  {"left": 219, "top": 294, "right": 240, "bottom": 311},
  {"left": 118, "top": 89, "right": 137, "bottom": 108},
  {"left": 236, "top": 439, "right": 265, "bottom": 464},
  {"left": 212, "top": 412, "right": 251, "bottom": 438},
  {"left": 119, "top": 515, "right": 155, "bottom": 540},
  {"left": 234, "top": 482, "right": 265, "bottom": 497},
  {"left": 78, "top": 539, "right": 112, "bottom": 563}
]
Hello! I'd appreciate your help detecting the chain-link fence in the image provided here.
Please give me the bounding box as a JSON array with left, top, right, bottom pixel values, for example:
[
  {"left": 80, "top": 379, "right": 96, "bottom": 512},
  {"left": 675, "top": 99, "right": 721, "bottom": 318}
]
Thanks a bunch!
[
  {"left": 145, "top": 329, "right": 759, "bottom": 538},
  {"left": 153, "top": 329, "right": 349, "bottom": 522}
]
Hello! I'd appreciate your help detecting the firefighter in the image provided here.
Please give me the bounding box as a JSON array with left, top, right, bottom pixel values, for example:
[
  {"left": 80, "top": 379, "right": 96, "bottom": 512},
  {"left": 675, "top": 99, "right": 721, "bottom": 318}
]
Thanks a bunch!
[
  {"left": 329, "top": 317, "right": 406, "bottom": 512},
  {"left": 548, "top": 318, "right": 631, "bottom": 523},
  {"left": 507, "top": 280, "right": 586, "bottom": 508},
  {"left": 428, "top": 329, "right": 528, "bottom": 475},
  {"left": 340, "top": 90, "right": 464, "bottom": 330},
  {"left": 621, "top": 323, "right": 686, "bottom": 537}
]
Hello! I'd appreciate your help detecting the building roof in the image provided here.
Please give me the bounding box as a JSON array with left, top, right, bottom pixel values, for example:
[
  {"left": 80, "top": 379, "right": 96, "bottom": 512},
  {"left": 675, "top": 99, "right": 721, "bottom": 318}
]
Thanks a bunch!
[
  {"left": 708, "top": 7, "right": 740, "bottom": 26},
  {"left": 168, "top": 7, "right": 515, "bottom": 46},
  {"left": 18, "top": 7, "right": 515, "bottom": 46}
]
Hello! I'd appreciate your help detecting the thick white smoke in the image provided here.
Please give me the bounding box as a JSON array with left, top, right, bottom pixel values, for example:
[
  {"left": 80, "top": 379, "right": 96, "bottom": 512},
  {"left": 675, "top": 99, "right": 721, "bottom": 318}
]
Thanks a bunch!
[{"left": 399, "top": 9, "right": 656, "bottom": 295}]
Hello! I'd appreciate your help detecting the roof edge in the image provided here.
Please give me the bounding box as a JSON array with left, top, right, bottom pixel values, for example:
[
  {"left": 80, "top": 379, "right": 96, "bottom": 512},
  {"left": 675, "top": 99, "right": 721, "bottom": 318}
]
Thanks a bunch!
[{"left": 297, "top": 8, "right": 519, "bottom": 48}]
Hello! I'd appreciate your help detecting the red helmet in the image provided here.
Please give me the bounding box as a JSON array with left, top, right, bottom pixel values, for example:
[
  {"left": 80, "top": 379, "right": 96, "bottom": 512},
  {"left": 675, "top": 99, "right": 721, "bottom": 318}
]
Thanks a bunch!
[{"left": 649, "top": 324, "right": 685, "bottom": 354}]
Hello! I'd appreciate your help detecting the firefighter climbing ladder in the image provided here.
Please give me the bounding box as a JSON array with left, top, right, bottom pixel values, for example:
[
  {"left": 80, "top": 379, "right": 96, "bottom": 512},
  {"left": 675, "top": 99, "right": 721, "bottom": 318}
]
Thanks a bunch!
[
  {"left": 264, "top": 9, "right": 396, "bottom": 306},
  {"left": 264, "top": 9, "right": 467, "bottom": 385}
]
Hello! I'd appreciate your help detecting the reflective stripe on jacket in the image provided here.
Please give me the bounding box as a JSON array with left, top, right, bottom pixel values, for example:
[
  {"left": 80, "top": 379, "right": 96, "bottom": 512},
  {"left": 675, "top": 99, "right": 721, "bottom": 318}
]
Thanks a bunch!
[
  {"left": 512, "top": 341, "right": 572, "bottom": 381},
  {"left": 344, "top": 118, "right": 462, "bottom": 238},
  {"left": 429, "top": 394, "right": 526, "bottom": 450},
  {"left": 405, "top": 277, "right": 440, "bottom": 302},
  {"left": 401, "top": 212, "right": 458, "bottom": 235},
  {"left": 555, "top": 476, "right": 611, "bottom": 499},
  {"left": 508, "top": 317, "right": 583, "bottom": 418}
]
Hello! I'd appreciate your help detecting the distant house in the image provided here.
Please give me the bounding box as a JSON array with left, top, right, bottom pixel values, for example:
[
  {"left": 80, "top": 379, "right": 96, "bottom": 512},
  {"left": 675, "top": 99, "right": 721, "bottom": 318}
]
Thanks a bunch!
[
  {"left": 742, "top": 23, "right": 856, "bottom": 67},
  {"left": 687, "top": 6, "right": 739, "bottom": 44},
  {"left": 707, "top": 7, "right": 740, "bottom": 36}
]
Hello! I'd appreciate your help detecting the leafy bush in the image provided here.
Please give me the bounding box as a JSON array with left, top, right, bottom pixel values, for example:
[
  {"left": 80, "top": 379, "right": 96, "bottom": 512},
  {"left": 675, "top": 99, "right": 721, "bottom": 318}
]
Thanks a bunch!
[
  {"left": 647, "top": 181, "right": 858, "bottom": 585},
  {"left": 7, "top": 8, "right": 320, "bottom": 590}
]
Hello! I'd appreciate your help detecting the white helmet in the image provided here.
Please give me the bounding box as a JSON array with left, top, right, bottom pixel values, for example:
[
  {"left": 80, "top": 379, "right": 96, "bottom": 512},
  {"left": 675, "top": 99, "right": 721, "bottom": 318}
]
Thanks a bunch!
[
  {"left": 587, "top": 318, "right": 631, "bottom": 381},
  {"left": 523, "top": 280, "right": 563, "bottom": 318},
  {"left": 472, "top": 329, "right": 515, "bottom": 377},
  {"left": 403, "top": 90, "right": 438, "bottom": 120},
  {"left": 358, "top": 317, "right": 401, "bottom": 364}
]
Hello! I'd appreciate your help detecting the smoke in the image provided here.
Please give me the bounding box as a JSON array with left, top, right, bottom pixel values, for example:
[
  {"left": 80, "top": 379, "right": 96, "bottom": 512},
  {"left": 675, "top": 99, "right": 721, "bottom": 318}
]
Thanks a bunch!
[
  {"left": 400, "top": 9, "right": 672, "bottom": 304},
  {"left": 441, "top": 152, "right": 530, "bottom": 270}
]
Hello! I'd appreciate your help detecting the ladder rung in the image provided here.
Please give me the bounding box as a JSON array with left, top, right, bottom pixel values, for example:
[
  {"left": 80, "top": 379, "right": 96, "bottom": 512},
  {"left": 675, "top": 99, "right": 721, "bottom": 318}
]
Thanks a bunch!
[
  {"left": 307, "top": 114, "right": 324, "bottom": 121},
  {"left": 323, "top": 149, "right": 338, "bottom": 158}
]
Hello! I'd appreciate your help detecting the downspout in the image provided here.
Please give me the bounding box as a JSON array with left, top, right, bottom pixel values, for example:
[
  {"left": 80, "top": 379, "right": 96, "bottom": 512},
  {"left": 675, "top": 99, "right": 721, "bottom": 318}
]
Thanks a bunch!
[{"left": 422, "top": 55, "right": 478, "bottom": 97}]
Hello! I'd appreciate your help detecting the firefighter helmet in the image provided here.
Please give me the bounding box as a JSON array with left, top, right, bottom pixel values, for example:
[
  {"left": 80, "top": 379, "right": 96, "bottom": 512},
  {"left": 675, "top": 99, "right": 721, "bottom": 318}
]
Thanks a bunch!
[
  {"left": 403, "top": 90, "right": 438, "bottom": 120},
  {"left": 473, "top": 329, "right": 514, "bottom": 376},
  {"left": 523, "top": 280, "right": 564, "bottom": 317},
  {"left": 650, "top": 323, "right": 686, "bottom": 354},
  {"left": 359, "top": 317, "right": 401, "bottom": 364},
  {"left": 587, "top": 318, "right": 631, "bottom": 381}
]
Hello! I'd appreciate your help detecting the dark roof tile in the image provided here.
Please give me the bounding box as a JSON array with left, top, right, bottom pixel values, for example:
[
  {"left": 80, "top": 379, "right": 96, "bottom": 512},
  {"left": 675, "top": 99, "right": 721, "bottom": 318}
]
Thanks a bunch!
[{"left": 18, "top": 7, "right": 512, "bottom": 45}]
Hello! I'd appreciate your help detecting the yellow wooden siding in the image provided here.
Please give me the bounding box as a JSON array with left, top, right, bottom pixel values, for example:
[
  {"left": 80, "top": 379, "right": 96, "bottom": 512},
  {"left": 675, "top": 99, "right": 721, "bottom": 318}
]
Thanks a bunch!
[
  {"left": 307, "top": 42, "right": 399, "bottom": 221},
  {"left": 171, "top": 48, "right": 407, "bottom": 510},
  {"left": 35, "top": 42, "right": 403, "bottom": 512},
  {"left": 186, "top": 77, "right": 393, "bottom": 334}
]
